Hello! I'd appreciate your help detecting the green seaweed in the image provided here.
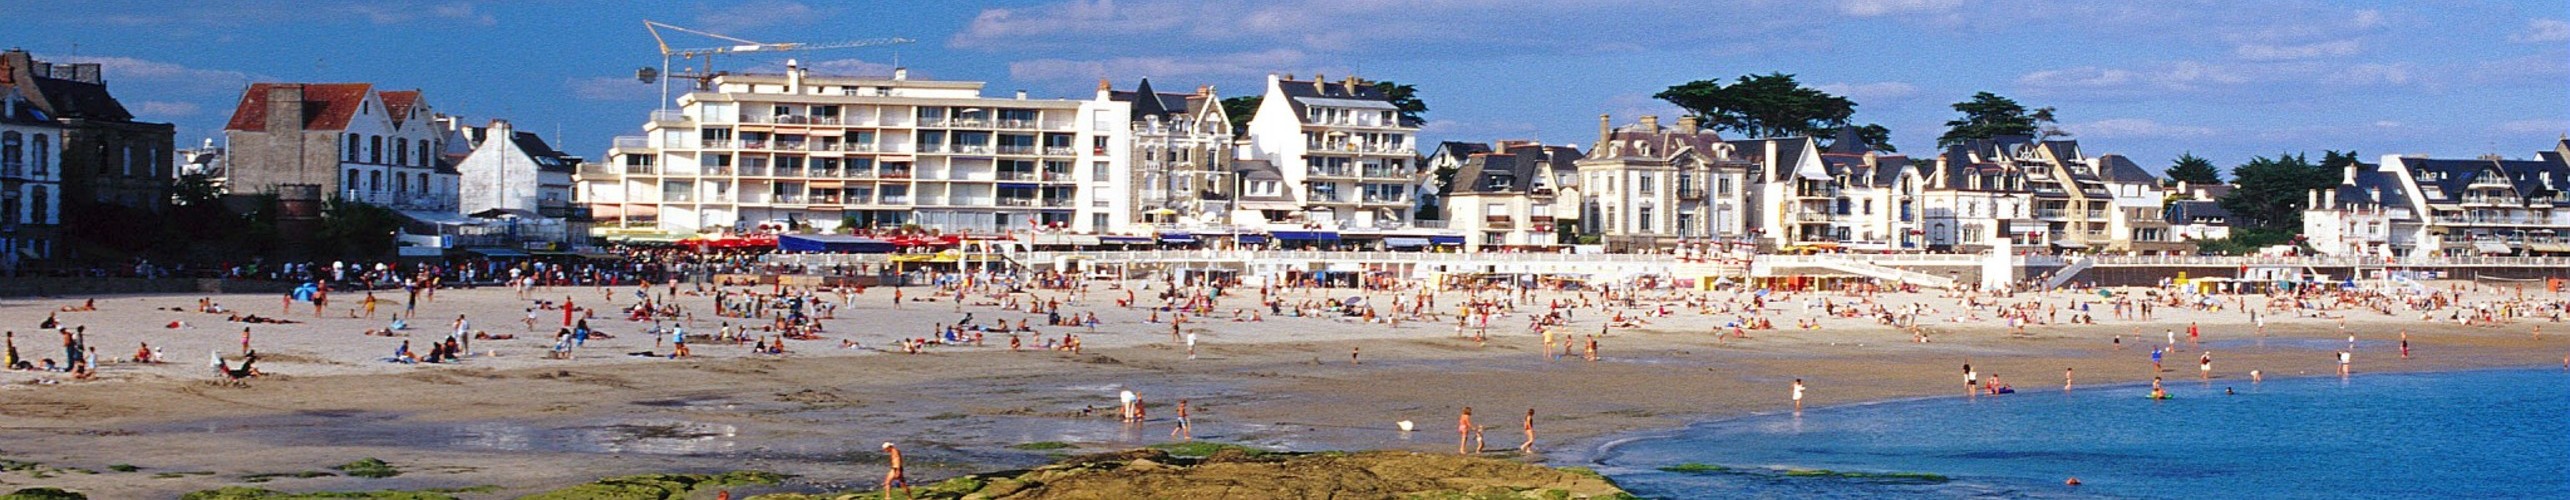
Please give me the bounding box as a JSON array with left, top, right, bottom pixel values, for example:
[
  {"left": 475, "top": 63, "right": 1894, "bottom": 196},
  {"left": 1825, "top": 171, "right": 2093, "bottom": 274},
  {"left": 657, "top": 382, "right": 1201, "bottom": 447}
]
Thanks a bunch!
[
  {"left": 519, "top": 471, "right": 785, "bottom": 500},
  {"left": 0, "top": 487, "right": 88, "bottom": 500},
  {"left": 332, "top": 458, "right": 401, "bottom": 479},
  {"left": 178, "top": 486, "right": 495, "bottom": 500},
  {"left": 1007, "top": 441, "right": 1075, "bottom": 451},
  {"left": 106, "top": 464, "right": 140, "bottom": 472},
  {"left": 1656, "top": 463, "right": 1729, "bottom": 474}
]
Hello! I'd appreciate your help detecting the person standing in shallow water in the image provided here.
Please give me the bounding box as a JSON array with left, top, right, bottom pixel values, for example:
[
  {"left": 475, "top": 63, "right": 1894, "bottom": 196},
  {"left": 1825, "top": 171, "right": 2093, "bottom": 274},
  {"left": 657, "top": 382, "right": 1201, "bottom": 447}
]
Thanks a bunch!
[
  {"left": 1457, "top": 407, "right": 1483, "bottom": 454},
  {"left": 1518, "top": 408, "right": 1536, "bottom": 454},
  {"left": 1792, "top": 379, "right": 1806, "bottom": 411},
  {"left": 880, "top": 442, "right": 911, "bottom": 499}
]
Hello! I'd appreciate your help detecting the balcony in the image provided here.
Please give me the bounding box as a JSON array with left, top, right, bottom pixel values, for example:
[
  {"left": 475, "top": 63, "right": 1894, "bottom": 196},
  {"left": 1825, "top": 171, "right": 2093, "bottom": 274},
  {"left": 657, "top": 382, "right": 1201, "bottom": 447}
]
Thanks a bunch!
[
  {"left": 623, "top": 165, "right": 659, "bottom": 175},
  {"left": 2085, "top": 210, "right": 2109, "bottom": 220},
  {"left": 649, "top": 110, "right": 691, "bottom": 126},
  {"left": 997, "top": 171, "right": 1038, "bottom": 181},
  {"left": 1485, "top": 215, "right": 1514, "bottom": 227},
  {"left": 2036, "top": 209, "right": 2068, "bottom": 219},
  {"left": 811, "top": 168, "right": 839, "bottom": 178},
  {"left": 738, "top": 166, "right": 769, "bottom": 177},
  {"left": 952, "top": 144, "right": 993, "bottom": 155},
  {"left": 1044, "top": 146, "right": 1077, "bottom": 156},
  {"left": 1361, "top": 167, "right": 1409, "bottom": 178},
  {"left": 879, "top": 195, "right": 911, "bottom": 204},
  {"left": 880, "top": 170, "right": 914, "bottom": 180},
  {"left": 773, "top": 168, "right": 804, "bottom": 178},
  {"left": 1307, "top": 166, "right": 1353, "bottom": 177},
  {"left": 999, "top": 197, "right": 1037, "bottom": 207},
  {"left": 1678, "top": 188, "right": 1705, "bottom": 199},
  {"left": 996, "top": 145, "right": 1038, "bottom": 155},
  {"left": 1305, "top": 143, "right": 1418, "bottom": 155},
  {"left": 1795, "top": 212, "right": 1832, "bottom": 222},
  {"left": 1362, "top": 194, "right": 1408, "bottom": 204},
  {"left": 1042, "top": 198, "right": 1072, "bottom": 207}
]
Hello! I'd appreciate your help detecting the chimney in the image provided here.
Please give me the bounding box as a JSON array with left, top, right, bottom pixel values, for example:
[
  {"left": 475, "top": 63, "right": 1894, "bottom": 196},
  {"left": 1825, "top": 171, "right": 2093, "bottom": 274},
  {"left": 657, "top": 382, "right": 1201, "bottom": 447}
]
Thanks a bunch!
[
  {"left": 2324, "top": 186, "right": 2336, "bottom": 208},
  {"left": 892, "top": 67, "right": 908, "bottom": 81},
  {"left": 1096, "top": 78, "right": 1112, "bottom": 100},
  {"left": 1640, "top": 115, "right": 1659, "bottom": 131},
  {"left": 1015, "top": 90, "right": 1027, "bottom": 100},
  {"left": 1197, "top": 85, "right": 1211, "bottom": 97},
  {"left": 1342, "top": 75, "right": 1358, "bottom": 94},
  {"left": 785, "top": 58, "right": 803, "bottom": 94},
  {"left": 1598, "top": 114, "right": 1612, "bottom": 143},
  {"left": 264, "top": 84, "right": 306, "bottom": 133},
  {"left": 2343, "top": 161, "right": 2359, "bottom": 185},
  {"left": 1312, "top": 74, "right": 1326, "bottom": 93},
  {"left": 2307, "top": 189, "right": 2318, "bottom": 209},
  {"left": 1678, "top": 116, "right": 1700, "bottom": 134},
  {"left": 70, "top": 63, "right": 101, "bottom": 84}
]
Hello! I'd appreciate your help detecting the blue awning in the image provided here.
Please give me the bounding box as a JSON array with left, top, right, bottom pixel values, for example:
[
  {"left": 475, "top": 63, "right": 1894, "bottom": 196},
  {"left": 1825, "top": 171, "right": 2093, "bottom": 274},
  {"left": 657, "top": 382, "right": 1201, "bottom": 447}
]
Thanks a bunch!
[
  {"left": 1099, "top": 236, "right": 1155, "bottom": 245},
  {"left": 1272, "top": 231, "right": 1340, "bottom": 241},
  {"left": 997, "top": 183, "right": 1038, "bottom": 190},
  {"left": 1159, "top": 233, "right": 1198, "bottom": 243},
  {"left": 467, "top": 248, "right": 529, "bottom": 258},
  {"left": 1236, "top": 234, "right": 1271, "bottom": 244},
  {"left": 1385, "top": 237, "right": 1430, "bottom": 248},
  {"left": 1429, "top": 235, "right": 1466, "bottom": 245}
]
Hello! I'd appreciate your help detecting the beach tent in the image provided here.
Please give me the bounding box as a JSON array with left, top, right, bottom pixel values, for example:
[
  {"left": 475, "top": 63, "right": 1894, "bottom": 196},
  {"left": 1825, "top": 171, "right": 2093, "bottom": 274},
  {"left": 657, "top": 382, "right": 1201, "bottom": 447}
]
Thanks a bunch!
[{"left": 777, "top": 234, "right": 897, "bottom": 253}]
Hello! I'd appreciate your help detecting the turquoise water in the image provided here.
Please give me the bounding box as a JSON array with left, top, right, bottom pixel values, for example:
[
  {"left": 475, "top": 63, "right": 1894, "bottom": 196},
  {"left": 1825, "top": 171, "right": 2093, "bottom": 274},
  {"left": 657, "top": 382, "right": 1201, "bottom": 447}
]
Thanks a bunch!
[{"left": 1595, "top": 369, "right": 2570, "bottom": 499}]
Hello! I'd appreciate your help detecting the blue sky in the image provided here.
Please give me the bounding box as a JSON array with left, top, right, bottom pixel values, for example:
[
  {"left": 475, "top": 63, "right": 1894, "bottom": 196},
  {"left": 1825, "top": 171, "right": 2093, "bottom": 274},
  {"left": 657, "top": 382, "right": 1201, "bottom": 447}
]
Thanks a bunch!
[{"left": 7, "top": 0, "right": 2565, "bottom": 175}]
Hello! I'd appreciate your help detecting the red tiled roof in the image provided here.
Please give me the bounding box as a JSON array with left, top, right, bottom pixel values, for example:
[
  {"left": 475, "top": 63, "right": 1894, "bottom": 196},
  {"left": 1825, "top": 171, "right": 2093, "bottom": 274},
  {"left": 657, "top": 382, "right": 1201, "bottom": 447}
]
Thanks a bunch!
[
  {"left": 225, "top": 82, "right": 373, "bottom": 132},
  {"left": 379, "top": 90, "right": 421, "bottom": 127}
]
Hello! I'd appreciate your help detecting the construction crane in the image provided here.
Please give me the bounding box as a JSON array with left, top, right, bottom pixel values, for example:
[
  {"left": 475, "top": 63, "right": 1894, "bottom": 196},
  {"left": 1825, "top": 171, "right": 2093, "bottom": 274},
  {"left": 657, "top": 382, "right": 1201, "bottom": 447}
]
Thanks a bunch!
[{"left": 637, "top": 20, "right": 913, "bottom": 112}]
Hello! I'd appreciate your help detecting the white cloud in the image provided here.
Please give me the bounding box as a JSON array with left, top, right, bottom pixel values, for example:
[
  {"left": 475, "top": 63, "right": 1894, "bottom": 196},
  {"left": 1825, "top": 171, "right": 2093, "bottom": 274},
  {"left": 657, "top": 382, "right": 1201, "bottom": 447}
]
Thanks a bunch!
[
  {"left": 2497, "top": 119, "right": 2570, "bottom": 135},
  {"left": 1008, "top": 49, "right": 1313, "bottom": 84},
  {"left": 1837, "top": 0, "right": 1961, "bottom": 17},
  {"left": 950, "top": 0, "right": 1827, "bottom": 59},
  {"left": 567, "top": 76, "right": 656, "bottom": 102},
  {"left": 2511, "top": 18, "right": 2570, "bottom": 43},
  {"left": 694, "top": 0, "right": 823, "bottom": 33},
  {"left": 1815, "top": 81, "right": 1920, "bottom": 104},
  {"left": 2070, "top": 118, "right": 2215, "bottom": 139},
  {"left": 2232, "top": 39, "right": 2359, "bottom": 61},
  {"left": 344, "top": 2, "right": 496, "bottom": 26},
  {"left": 2333, "top": 63, "right": 2414, "bottom": 86},
  {"left": 133, "top": 101, "right": 202, "bottom": 118},
  {"left": 2017, "top": 66, "right": 2137, "bottom": 89},
  {"left": 806, "top": 58, "right": 897, "bottom": 77}
]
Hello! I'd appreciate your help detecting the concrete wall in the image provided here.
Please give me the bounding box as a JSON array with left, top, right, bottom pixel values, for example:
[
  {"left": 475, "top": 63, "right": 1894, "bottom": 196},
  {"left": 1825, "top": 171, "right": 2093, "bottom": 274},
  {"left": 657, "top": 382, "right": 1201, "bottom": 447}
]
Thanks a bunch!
[{"left": 0, "top": 277, "right": 297, "bottom": 297}]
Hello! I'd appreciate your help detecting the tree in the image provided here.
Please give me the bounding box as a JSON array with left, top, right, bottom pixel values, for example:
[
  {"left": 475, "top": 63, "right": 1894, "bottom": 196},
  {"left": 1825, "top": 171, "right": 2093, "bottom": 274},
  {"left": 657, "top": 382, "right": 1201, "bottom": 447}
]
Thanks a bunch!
[
  {"left": 1938, "top": 92, "right": 2063, "bottom": 147},
  {"left": 2218, "top": 152, "right": 2338, "bottom": 231},
  {"left": 1220, "top": 95, "right": 1261, "bottom": 137},
  {"left": 314, "top": 198, "right": 404, "bottom": 260},
  {"left": 2164, "top": 153, "right": 2221, "bottom": 185},
  {"left": 1369, "top": 81, "right": 1429, "bottom": 125},
  {"left": 1654, "top": 73, "right": 1856, "bottom": 138}
]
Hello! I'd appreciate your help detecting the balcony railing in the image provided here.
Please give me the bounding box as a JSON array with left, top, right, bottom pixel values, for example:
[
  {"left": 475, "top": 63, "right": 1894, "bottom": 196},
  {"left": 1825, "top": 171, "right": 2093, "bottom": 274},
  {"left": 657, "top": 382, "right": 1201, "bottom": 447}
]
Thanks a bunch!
[
  {"left": 996, "top": 145, "right": 1038, "bottom": 155},
  {"left": 1305, "top": 143, "right": 1418, "bottom": 155},
  {"left": 1307, "top": 166, "right": 1353, "bottom": 177},
  {"left": 1044, "top": 146, "right": 1077, "bottom": 156},
  {"left": 611, "top": 136, "right": 650, "bottom": 149},
  {"left": 649, "top": 110, "right": 691, "bottom": 124},
  {"left": 1678, "top": 188, "right": 1705, "bottom": 199},
  {"left": 998, "top": 197, "right": 1037, "bottom": 207},
  {"left": 998, "top": 171, "right": 1038, "bottom": 181},
  {"left": 623, "top": 165, "right": 659, "bottom": 175},
  {"left": 1043, "top": 198, "right": 1072, "bottom": 207}
]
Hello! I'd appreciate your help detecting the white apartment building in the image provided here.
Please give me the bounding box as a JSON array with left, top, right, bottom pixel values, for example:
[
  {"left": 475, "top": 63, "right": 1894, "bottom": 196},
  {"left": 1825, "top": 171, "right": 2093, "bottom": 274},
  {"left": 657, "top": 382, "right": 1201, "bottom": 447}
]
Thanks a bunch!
[
  {"left": 1575, "top": 115, "right": 1751, "bottom": 250},
  {"left": 1446, "top": 141, "right": 1581, "bottom": 250},
  {"left": 1109, "top": 79, "right": 1234, "bottom": 228},
  {"left": 453, "top": 118, "right": 578, "bottom": 216},
  {"left": 2304, "top": 141, "right": 2570, "bottom": 256},
  {"left": 1241, "top": 74, "right": 1420, "bottom": 229},
  {"left": 582, "top": 63, "right": 1133, "bottom": 235},
  {"left": 2, "top": 92, "right": 62, "bottom": 271},
  {"left": 222, "top": 84, "right": 457, "bottom": 212}
]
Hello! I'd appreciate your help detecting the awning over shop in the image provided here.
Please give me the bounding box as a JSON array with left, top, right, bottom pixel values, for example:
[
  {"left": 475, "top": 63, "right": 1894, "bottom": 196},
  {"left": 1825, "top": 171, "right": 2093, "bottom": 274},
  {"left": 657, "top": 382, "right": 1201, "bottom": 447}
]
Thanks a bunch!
[
  {"left": 1237, "top": 201, "right": 1300, "bottom": 211},
  {"left": 2051, "top": 240, "right": 2090, "bottom": 248},
  {"left": 778, "top": 234, "right": 897, "bottom": 253},
  {"left": 1099, "top": 236, "right": 1155, "bottom": 245},
  {"left": 1236, "top": 234, "right": 1271, "bottom": 244},
  {"left": 1385, "top": 237, "right": 1430, "bottom": 248},
  {"left": 1159, "top": 233, "right": 1198, "bottom": 243},
  {"left": 468, "top": 248, "right": 530, "bottom": 258},
  {"left": 1272, "top": 231, "right": 1340, "bottom": 241},
  {"left": 2528, "top": 243, "right": 2570, "bottom": 253},
  {"left": 1429, "top": 235, "right": 1467, "bottom": 245},
  {"left": 2474, "top": 241, "right": 2513, "bottom": 254}
]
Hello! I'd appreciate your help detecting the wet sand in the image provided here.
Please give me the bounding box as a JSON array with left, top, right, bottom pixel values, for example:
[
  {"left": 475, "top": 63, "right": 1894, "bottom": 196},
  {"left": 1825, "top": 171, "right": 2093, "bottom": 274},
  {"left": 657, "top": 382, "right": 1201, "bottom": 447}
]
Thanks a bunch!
[{"left": 0, "top": 282, "right": 2560, "bottom": 497}]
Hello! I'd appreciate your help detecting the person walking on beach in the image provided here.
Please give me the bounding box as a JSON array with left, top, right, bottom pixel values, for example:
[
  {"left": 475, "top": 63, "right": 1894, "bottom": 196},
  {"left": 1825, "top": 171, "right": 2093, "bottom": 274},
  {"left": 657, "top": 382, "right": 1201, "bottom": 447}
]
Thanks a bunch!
[
  {"left": 1185, "top": 332, "right": 1198, "bottom": 360},
  {"left": 1792, "top": 379, "right": 1806, "bottom": 412},
  {"left": 2337, "top": 351, "right": 2352, "bottom": 376},
  {"left": 1964, "top": 362, "right": 1978, "bottom": 394},
  {"left": 2199, "top": 352, "right": 2212, "bottom": 380},
  {"left": 880, "top": 442, "right": 911, "bottom": 499},
  {"left": 1519, "top": 408, "right": 1537, "bottom": 454},
  {"left": 2151, "top": 347, "right": 2164, "bottom": 372},
  {"left": 2064, "top": 368, "right": 2074, "bottom": 391},
  {"left": 1170, "top": 399, "right": 1193, "bottom": 441},
  {"left": 1457, "top": 407, "right": 1484, "bottom": 454}
]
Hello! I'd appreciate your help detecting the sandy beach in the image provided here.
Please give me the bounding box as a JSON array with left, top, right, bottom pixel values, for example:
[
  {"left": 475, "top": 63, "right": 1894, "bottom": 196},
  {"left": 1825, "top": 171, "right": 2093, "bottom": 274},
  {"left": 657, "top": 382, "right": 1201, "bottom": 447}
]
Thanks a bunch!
[{"left": 0, "top": 279, "right": 2561, "bottom": 497}]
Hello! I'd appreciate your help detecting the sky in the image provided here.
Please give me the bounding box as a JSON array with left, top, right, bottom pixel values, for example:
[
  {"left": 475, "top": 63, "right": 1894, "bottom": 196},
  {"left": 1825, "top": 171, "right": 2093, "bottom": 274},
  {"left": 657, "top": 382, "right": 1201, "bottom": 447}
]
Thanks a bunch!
[{"left": 6, "top": 0, "right": 2565, "bottom": 176}]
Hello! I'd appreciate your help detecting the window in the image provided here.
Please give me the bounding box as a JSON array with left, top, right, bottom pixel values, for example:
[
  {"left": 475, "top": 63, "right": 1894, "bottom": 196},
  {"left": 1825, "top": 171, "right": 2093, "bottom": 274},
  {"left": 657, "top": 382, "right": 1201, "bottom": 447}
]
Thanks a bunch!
[
  {"left": 1092, "top": 110, "right": 1113, "bottom": 131},
  {"left": 1638, "top": 206, "right": 1654, "bottom": 229},
  {"left": 1, "top": 131, "right": 18, "bottom": 174},
  {"left": 1092, "top": 161, "right": 1109, "bottom": 180},
  {"left": 1637, "top": 175, "right": 1654, "bottom": 195},
  {"left": 29, "top": 134, "right": 45, "bottom": 175},
  {"left": 418, "top": 144, "right": 431, "bottom": 167},
  {"left": 369, "top": 170, "right": 383, "bottom": 192},
  {"left": 395, "top": 138, "right": 409, "bottom": 166},
  {"left": 1093, "top": 136, "right": 1109, "bottom": 155},
  {"left": 28, "top": 186, "right": 46, "bottom": 224},
  {"left": 1863, "top": 199, "right": 1873, "bottom": 215},
  {"left": 396, "top": 174, "right": 409, "bottom": 193},
  {"left": 347, "top": 169, "right": 362, "bottom": 190},
  {"left": 418, "top": 173, "right": 430, "bottom": 193},
  {"left": 369, "top": 136, "right": 383, "bottom": 164},
  {"left": 346, "top": 134, "right": 361, "bottom": 161}
]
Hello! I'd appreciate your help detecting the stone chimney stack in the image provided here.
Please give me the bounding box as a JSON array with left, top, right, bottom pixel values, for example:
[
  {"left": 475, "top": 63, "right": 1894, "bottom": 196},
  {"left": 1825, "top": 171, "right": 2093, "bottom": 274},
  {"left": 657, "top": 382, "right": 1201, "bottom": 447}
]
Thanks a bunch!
[
  {"left": 264, "top": 85, "right": 306, "bottom": 134},
  {"left": 1678, "top": 116, "right": 1700, "bottom": 134},
  {"left": 892, "top": 67, "right": 909, "bottom": 81},
  {"left": 785, "top": 58, "right": 803, "bottom": 94},
  {"left": 1312, "top": 74, "right": 1326, "bottom": 93},
  {"left": 1641, "top": 115, "right": 1659, "bottom": 131},
  {"left": 1096, "top": 78, "right": 1111, "bottom": 100},
  {"left": 1342, "top": 75, "right": 1359, "bottom": 94},
  {"left": 1598, "top": 114, "right": 1612, "bottom": 144}
]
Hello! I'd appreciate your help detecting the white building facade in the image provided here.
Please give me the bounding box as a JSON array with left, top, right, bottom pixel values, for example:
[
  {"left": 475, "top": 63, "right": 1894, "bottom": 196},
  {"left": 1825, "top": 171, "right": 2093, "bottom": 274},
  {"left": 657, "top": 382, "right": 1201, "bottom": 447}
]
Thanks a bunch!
[
  {"left": 1241, "top": 74, "right": 1420, "bottom": 230},
  {"left": 582, "top": 63, "right": 1133, "bottom": 235},
  {"left": 1, "top": 92, "right": 62, "bottom": 271}
]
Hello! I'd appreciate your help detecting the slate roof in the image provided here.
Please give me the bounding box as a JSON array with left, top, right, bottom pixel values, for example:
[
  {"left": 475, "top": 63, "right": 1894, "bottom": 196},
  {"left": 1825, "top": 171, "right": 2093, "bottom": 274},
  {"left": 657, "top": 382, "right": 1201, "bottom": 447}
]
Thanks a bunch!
[
  {"left": 2168, "top": 200, "right": 2230, "bottom": 224},
  {"left": 1108, "top": 78, "right": 1194, "bottom": 121},
  {"left": 1823, "top": 126, "right": 1870, "bottom": 154},
  {"left": 225, "top": 83, "right": 376, "bottom": 132},
  {"left": 510, "top": 131, "right": 580, "bottom": 174},
  {"left": 2097, "top": 154, "right": 2158, "bottom": 184},
  {"left": 1451, "top": 144, "right": 1584, "bottom": 195},
  {"left": 1872, "top": 156, "right": 1915, "bottom": 187},
  {"left": 0, "top": 93, "right": 51, "bottom": 125},
  {"left": 1274, "top": 76, "right": 1402, "bottom": 125},
  {"left": 30, "top": 77, "right": 134, "bottom": 121}
]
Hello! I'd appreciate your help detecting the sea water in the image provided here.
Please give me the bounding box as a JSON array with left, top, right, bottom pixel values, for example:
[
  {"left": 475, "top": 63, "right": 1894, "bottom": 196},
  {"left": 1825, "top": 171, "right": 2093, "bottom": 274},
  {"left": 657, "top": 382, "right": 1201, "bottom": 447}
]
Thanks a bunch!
[{"left": 1595, "top": 369, "right": 2569, "bottom": 499}]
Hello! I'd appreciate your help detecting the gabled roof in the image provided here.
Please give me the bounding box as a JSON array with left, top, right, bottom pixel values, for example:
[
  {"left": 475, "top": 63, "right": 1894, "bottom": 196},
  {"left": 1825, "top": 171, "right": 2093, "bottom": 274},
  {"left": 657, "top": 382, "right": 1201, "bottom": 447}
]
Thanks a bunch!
[
  {"left": 31, "top": 77, "right": 135, "bottom": 121},
  {"left": 225, "top": 83, "right": 375, "bottom": 132},
  {"left": 1430, "top": 141, "right": 1492, "bottom": 161},
  {"left": 2097, "top": 154, "right": 2159, "bottom": 184},
  {"left": 1871, "top": 156, "right": 1914, "bottom": 187},
  {"left": 1109, "top": 78, "right": 1193, "bottom": 121},
  {"left": 1452, "top": 144, "right": 1584, "bottom": 196},
  {"left": 1596, "top": 122, "right": 1727, "bottom": 162},
  {"left": 380, "top": 90, "right": 421, "bottom": 127},
  {"left": 2168, "top": 200, "right": 2230, "bottom": 223},
  {"left": 509, "top": 131, "right": 580, "bottom": 174},
  {"left": 1274, "top": 76, "right": 1401, "bottom": 124},
  {"left": 0, "top": 93, "right": 52, "bottom": 125},
  {"left": 1823, "top": 126, "right": 1870, "bottom": 154}
]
